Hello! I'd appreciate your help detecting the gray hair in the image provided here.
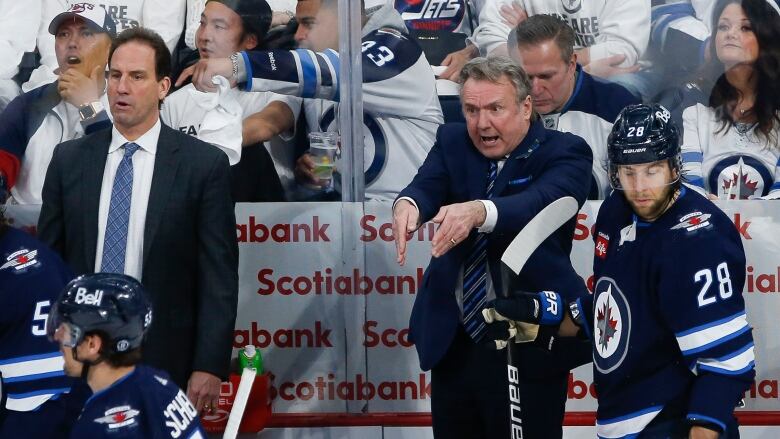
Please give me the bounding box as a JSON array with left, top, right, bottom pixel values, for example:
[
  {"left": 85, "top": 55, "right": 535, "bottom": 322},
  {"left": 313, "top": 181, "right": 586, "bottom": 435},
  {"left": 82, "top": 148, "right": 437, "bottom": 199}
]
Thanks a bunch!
[{"left": 459, "top": 56, "right": 534, "bottom": 107}]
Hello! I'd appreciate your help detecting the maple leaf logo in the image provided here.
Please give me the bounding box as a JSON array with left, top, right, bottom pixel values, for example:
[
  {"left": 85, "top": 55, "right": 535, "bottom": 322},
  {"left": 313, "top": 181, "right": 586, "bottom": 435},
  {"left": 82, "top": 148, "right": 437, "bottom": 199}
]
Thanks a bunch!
[
  {"left": 113, "top": 412, "right": 127, "bottom": 422},
  {"left": 596, "top": 286, "right": 618, "bottom": 352},
  {"left": 722, "top": 161, "right": 759, "bottom": 199}
]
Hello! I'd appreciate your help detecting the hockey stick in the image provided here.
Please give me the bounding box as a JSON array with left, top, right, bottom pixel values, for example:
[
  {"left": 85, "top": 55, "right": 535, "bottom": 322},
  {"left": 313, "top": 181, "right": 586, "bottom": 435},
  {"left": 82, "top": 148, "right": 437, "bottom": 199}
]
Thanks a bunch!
[
  {"left": 222, "top": 368, "right": 256, "bottom": 439},
  {"left": 499, "top": 196, "right": 579, "bottom": 439}
]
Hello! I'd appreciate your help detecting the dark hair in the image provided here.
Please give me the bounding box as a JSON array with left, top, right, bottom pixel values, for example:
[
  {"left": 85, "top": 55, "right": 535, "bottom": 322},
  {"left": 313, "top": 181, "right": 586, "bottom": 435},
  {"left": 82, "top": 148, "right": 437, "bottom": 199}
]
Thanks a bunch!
[
  {"left": 109, "top": 27, "right": 171, "bottom": 81},
  {"left": 514, "top": 14, "right": 576, "bottom": 63},
  {"left": 698, "top": 0, "right": 780, "bottom": 147},
  {"left": 89, "top": 331, "right": 143, "bottom": 368}
]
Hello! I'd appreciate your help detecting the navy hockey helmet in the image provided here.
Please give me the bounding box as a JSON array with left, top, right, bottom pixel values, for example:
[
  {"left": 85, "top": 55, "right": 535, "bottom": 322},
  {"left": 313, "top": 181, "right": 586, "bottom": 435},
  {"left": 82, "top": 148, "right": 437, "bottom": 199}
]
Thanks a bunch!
[
  {"left": 47, "top": 273, "right": 152, "bottom": 354},
  {"left": 206, "top": 0, "right": 273, "bottom": 43},
  {"left": 607, "top": 103, "right": 681, "bottom": 189}
]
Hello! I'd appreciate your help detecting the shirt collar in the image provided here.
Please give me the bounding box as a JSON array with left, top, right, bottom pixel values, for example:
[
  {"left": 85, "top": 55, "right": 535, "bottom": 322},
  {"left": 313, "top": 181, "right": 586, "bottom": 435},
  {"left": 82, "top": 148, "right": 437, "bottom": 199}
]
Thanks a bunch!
[{"left": 109, "top": 118, "right": 161, "bottom": 155}]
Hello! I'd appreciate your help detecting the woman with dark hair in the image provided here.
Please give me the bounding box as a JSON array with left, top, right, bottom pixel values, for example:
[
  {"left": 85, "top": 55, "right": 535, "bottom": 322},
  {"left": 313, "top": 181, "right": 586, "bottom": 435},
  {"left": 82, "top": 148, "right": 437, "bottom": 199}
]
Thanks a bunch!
[{"left": 681, "top": 0, "right": 780, "bottom": 200}]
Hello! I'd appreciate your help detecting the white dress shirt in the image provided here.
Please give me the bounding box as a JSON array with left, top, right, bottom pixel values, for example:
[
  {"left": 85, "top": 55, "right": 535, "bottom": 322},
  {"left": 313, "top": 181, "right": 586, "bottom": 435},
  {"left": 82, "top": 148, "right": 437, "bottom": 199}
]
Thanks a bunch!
[{"left": 94, "top": 119, "right": 161, "bottom": 280}]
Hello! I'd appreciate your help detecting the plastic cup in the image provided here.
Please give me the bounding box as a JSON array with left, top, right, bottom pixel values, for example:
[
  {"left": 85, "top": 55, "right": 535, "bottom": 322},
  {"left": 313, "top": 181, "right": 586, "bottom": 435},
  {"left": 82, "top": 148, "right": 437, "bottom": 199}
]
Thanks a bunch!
[{"left": 308, "top": 132, "right": 339, "bottom": 184}]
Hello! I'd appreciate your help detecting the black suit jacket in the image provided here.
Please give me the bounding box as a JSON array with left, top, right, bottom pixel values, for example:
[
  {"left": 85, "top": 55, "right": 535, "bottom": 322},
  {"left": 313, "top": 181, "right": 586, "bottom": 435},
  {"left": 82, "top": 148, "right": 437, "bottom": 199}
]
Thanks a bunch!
[
  {"left": 398, "top": 121, "right": 593, "bottom": 372},
  {"left": 38, "top": 123, "right": 239, "bottom": 388}
]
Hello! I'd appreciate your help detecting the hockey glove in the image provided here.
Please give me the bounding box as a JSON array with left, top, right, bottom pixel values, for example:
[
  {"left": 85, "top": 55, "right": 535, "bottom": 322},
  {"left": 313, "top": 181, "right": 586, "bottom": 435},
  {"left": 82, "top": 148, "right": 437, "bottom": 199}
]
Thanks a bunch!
[
  {"left": 478, "top": 313, "right": 518, "bottom": 350},
  {"left": 486, "top": 291, "right": 564, "bottom": 325}
]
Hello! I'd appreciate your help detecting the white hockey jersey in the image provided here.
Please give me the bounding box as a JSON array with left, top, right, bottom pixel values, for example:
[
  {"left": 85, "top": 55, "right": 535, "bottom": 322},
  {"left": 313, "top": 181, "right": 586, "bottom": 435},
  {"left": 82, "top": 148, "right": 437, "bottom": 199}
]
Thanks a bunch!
[
  {"left": 161, "top": 81, "right": 302, "bottom": 191},
  {"left": 242, "top": 4, "right": 443, "bottom": 201},
  {"left": 681, "top": 103, "right": 780, "bottom": 200},
  {"left": 539, "top": 66, "right": 639, "bottom": 199},
  {"left": 472, "top": 0, "right": 649, "bottom": 67}
]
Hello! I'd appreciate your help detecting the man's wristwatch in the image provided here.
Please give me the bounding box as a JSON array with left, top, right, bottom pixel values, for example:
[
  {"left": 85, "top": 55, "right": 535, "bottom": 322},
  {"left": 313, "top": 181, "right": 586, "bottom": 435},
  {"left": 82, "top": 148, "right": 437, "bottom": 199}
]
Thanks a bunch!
[
  {"left": 78, "top": 101, "right": 104, "bottom": 121},
  {"left": 229, "top": 53, "right": 240, "bottom": 82}
]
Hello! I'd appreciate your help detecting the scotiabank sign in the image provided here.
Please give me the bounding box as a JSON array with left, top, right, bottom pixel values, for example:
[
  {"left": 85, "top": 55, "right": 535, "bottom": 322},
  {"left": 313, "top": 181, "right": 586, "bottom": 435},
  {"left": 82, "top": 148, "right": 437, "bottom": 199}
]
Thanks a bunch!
[
  {"left": 6, "top": 201, "right": 779, "bottom": 414},
  {"left": 230, "top": 201, "right": 780, "bottom": 414}
]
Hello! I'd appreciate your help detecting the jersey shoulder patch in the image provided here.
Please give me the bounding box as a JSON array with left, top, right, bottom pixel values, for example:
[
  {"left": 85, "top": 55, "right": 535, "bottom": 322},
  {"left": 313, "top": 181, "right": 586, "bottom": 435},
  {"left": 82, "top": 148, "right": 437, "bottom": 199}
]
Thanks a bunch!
[
  {"left": 93, "top": 405, "right": 142, "bottom": 430},
  {"left": 670, "top": 210, "right": 713, "bottom": 234},
  {"left": 0, "top": 248, "right": 40, "bottom": 274}
]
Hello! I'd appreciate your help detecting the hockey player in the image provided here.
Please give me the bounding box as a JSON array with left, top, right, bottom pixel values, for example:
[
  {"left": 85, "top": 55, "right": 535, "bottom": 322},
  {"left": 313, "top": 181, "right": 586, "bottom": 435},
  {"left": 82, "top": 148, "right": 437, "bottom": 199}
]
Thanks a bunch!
[
  {"left": 510, "top": 14, "right": 639, "bottom": 199},
  {"left": 189, "top": 0, "right": 444, "bottom": 201},
  {"left": 0, "top": 209, "right": 85, "bottom": 438},
  {"left": 47, "top": 273, "right": 206, "bottom": 439}
]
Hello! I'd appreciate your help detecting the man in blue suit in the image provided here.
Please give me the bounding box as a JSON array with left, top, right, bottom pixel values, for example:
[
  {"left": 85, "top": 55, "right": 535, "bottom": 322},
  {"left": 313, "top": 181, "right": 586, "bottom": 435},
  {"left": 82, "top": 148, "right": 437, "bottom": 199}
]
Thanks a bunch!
[{"left": 393, "top": 56, "right": 593, "bottom": 438}]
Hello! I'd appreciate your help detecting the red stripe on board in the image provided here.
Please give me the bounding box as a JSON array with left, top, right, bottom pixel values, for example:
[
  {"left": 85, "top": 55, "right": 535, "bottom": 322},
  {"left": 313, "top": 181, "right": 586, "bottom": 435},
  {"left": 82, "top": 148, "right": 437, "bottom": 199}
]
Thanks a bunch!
[{"left": 266, "top": 411, "right": 780, "bottom": 428}]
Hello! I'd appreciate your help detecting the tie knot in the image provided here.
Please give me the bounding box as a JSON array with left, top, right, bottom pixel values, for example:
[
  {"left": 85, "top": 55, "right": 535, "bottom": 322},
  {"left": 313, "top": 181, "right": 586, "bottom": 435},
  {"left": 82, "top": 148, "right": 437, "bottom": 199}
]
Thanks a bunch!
[{"left": 124, "top": 142, "right": 140, "bottom": 157}]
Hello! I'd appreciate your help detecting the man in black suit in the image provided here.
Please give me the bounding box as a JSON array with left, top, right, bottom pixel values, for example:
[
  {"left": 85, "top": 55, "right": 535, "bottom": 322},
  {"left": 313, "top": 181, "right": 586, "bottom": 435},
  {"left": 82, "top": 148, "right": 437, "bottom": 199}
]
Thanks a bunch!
[
  {"left": 393, "top": 56, "right": 592, "bottom": 438},
  {"left": 37, "top": 27, "right": 238, "bottom": 416}
]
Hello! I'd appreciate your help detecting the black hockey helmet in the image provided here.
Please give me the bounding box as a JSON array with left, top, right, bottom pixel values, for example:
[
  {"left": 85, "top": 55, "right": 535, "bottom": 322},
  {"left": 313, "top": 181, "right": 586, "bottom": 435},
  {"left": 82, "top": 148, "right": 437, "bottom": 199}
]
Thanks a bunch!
[
  {"left": 206, "top": 0, "right": 273, "bottom": 43},
  {"left": 607, "top": 103, "right": 681, "bottom": 189},
  {"left": 47, "top": 273, "right": 152, "bottom": 354}
]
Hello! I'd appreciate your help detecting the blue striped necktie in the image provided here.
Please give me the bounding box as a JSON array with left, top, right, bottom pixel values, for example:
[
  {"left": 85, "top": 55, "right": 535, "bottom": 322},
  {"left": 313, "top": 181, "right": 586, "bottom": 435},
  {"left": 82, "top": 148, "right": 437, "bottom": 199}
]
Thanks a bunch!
[
  {"left": 462, "top": 160, "right": 498, "bottom": 341},
  {"left": 100, "top": 142, "right": 140, "bottom": 274}
]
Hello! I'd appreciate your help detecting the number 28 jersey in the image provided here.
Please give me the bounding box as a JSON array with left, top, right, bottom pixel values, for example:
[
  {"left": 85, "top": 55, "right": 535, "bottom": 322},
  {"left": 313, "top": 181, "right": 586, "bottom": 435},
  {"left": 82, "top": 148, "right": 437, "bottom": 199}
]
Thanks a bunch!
[{"left": 584, "top": 188, "right": 755, "bottom": 438}]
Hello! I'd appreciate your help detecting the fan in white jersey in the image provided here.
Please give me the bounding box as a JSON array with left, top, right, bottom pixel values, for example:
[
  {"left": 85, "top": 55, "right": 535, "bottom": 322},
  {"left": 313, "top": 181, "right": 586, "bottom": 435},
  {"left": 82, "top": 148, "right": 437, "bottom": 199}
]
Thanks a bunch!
[
  {"left": 188, "top": 0, "right": 443, "bottom": 201},
  {"left": 166, "top": 0, "right": 299, "bottom": 199},
  {"left": 509, "top": 14, "right": 639, "bottom": 199},
  {"left": 680, "top": 0, "right": 780, "bottom": 200}
]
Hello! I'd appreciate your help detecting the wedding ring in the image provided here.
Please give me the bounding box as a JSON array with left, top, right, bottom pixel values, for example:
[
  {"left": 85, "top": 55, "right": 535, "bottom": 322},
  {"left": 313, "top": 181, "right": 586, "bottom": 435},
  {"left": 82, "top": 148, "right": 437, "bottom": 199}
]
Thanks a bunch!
[{"left": 449, "top": 238, "right": 457, "bottom": 245}]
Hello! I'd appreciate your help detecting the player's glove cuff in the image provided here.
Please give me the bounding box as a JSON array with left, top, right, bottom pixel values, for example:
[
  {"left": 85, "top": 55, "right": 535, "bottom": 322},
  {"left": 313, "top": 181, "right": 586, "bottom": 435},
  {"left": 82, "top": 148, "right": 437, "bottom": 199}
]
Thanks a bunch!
[{"left": 486, "top": 291, "right": 564, "bottom": 326}]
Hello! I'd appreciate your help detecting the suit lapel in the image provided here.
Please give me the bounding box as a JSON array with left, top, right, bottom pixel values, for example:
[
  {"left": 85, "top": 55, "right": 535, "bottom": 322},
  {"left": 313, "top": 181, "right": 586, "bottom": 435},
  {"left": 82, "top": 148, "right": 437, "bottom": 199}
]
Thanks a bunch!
[
  {"left": 143, "top": 126, "right": 180, "bottom": 263},
  {"left": 466, "top": 139, "right": 491, "bottom": 200},
  {"left": 492, "top": 121, "right": 545, "bottom": 196},
  {"left": 83, "top": 130, "right": 111, "bottom": 268}
]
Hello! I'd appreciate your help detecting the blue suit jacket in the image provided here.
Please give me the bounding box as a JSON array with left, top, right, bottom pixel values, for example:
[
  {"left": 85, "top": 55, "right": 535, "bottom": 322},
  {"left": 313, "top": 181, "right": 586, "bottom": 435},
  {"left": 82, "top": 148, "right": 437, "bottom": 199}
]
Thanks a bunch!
[{"left": 398, "top": 121, "right": 593, "bottom": 372}]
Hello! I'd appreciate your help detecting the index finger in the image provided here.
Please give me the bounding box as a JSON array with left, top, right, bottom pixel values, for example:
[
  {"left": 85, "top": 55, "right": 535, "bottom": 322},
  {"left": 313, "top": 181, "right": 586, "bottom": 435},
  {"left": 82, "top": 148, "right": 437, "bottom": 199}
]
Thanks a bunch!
[
  {"left": 175, "top": 64, "right": 195, "bottom": 87},
  {"left": 393, "top": 209, "right": 410, "bottom": 265}
]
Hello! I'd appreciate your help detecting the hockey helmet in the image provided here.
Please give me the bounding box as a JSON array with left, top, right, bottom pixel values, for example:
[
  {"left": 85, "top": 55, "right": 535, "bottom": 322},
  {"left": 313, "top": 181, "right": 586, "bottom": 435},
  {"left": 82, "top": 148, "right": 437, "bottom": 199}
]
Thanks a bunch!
[
  {"left": 47, "top": 273, "right": 152, "bottom": 354},
  {"left": 607, "top": 103, "right": 681, "bottom": 189},
  {"left": 206, "top": 0, "right": 273, "bottom": 43}
]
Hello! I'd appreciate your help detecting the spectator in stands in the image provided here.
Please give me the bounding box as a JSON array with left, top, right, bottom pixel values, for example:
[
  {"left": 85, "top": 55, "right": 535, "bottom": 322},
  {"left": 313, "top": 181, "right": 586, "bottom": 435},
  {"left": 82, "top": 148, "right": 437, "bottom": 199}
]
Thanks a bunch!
[
  {"left": 0, "top": 3, "right": 115, "bottom": 206},
  {"left": 0, "top": 0, "right": 40, "bottom": 112},
  {"left": 681, "top": 0, "right": 780, "bottom": 200},
  {"left": 24, "top": 0, "right": 186, "bottom": 92},
  {"left": 166, "top": 0, "right": 293, "bottom": 201},
  {"left": 510, "top": 14, "right": 639, "bottom": 199},
  {"left": 442, "top": 0, "right": 650, "bottom": 82},
  {"left": 189, "top": 0, "right": 443, "bottom": 201}
]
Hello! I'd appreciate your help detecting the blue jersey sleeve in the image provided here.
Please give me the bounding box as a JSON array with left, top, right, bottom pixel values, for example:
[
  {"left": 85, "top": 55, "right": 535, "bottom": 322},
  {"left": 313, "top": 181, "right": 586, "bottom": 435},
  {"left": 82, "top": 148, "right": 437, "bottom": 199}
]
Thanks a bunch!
[{"left": 657, "top": 213, "right": 754, "bottom": 431}]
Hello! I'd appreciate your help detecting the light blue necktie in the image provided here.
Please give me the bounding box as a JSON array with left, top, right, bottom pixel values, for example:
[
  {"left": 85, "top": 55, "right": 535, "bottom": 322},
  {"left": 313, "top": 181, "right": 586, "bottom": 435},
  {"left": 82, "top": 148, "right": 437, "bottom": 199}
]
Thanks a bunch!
[
  {"left": 100, "top": 142, "right": 140, "bottom": 274},
  {"left": 462, "top": 160, "right": 498, "bottom": 341}
]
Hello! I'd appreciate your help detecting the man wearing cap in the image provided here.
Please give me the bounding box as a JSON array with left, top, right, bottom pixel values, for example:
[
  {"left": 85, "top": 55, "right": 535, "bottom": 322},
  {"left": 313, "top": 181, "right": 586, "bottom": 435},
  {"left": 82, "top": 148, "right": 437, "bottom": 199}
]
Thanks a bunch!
[
  {"left": 188, "top": 0, "right": 443, "bottom": 201},
  {"left": 0, "top": 2, "right": 115, "bottom": 205},
  {"left": 165, "top": 0, "right": 298, "bottom": 201}
]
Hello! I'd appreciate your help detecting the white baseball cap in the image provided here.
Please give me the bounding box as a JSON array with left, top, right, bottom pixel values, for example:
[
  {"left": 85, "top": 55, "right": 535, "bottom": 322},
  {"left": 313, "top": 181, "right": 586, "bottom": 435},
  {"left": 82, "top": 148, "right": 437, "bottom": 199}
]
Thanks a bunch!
[{"left": 48, "top": 2, "right": 117, "bottom": 37}]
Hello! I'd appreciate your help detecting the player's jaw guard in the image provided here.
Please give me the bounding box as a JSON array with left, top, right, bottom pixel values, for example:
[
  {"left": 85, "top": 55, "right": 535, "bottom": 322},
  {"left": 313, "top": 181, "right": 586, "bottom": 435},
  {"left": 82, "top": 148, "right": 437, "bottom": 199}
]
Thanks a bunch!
[{"left": 607, "top": 103, "right": 682, "bottom": 190}]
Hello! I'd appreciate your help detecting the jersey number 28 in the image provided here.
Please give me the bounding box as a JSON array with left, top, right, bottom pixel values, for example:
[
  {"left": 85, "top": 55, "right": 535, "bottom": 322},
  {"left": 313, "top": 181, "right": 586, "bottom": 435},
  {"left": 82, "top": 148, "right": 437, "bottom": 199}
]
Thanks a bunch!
[{"left": 695, "top": 262, "right": 733, "bottom": 307}]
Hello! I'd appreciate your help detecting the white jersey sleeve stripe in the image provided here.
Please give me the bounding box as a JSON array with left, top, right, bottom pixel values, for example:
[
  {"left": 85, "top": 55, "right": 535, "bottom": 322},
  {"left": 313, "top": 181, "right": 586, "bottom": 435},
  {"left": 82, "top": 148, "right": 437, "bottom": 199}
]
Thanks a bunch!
[
  {"left": 0, "top": 352, "right": 64, "bottom": 379},
  {"left": 6, "top": 387, "right": 70, "bottom": 412},
  {"left": 697, "top": 344, "right": 756, "bottom": 375},
  {"left": 596, "top": 405, "right": 663, "bottom": 439},
  {"left": 675, "top": 312, "right": 749, "bottom": 355}
]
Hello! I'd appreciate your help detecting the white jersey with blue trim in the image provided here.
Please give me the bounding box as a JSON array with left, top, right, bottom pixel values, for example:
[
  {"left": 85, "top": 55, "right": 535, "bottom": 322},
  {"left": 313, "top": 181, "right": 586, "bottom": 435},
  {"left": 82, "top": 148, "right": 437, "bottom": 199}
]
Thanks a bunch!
[
  {"left": 582, "top": 188, "right": 754, "bottom": 438},
  {"left": 681, "top": 103, "right": 780, "bottom": 200},
  {"left": 70, "top": 365, "right": 205, "bottom": 439},
  {"left": 539, "top": 66, "right": 639, "bottom": 199},
  {"left": 473, "top": 0, "right": 649, "bottom": 63},
  {"left": 0, "top": 226, "right": 74, "bottom": 413},
  {"left": 240, "top": 4, "right": 443, "bottom": 201}
]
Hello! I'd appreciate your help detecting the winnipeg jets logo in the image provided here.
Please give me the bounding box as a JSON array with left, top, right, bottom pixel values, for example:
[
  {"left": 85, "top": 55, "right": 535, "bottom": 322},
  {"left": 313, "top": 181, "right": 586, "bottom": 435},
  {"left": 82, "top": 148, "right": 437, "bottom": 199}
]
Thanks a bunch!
[
  {"left": 397, "top": 0, "right": 464, "bottom": 31},
  {"left": 720, "top": 158, "right": 760, "bottom": 199},
  {"left": 671, "top": 211, "right": 712, "bottom": 233},
  {"left": 595, "top": 285, "right": 620, "bottom": 355},
  {"left": 709, "top": 155, "right": 772, "bottom": 199},
  {"left": 562, "top": 0, "right": 582, "bottom": 14},
  {"left": 593, "top": 278, "right": 631, "bottom": 374},
  {"left": 0, "top": 249, "right": 39, "bottom": 273},
  {"left": 94, "top": 405, "right": 140, "bottom": 429}
]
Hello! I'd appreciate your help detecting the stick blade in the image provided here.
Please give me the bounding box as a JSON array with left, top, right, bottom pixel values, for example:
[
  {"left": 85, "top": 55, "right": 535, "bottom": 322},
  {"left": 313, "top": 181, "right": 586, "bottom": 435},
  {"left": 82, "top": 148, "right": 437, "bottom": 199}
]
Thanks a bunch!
[{"left": 500, "top": 196, "right": 579, "bottom": 275}]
